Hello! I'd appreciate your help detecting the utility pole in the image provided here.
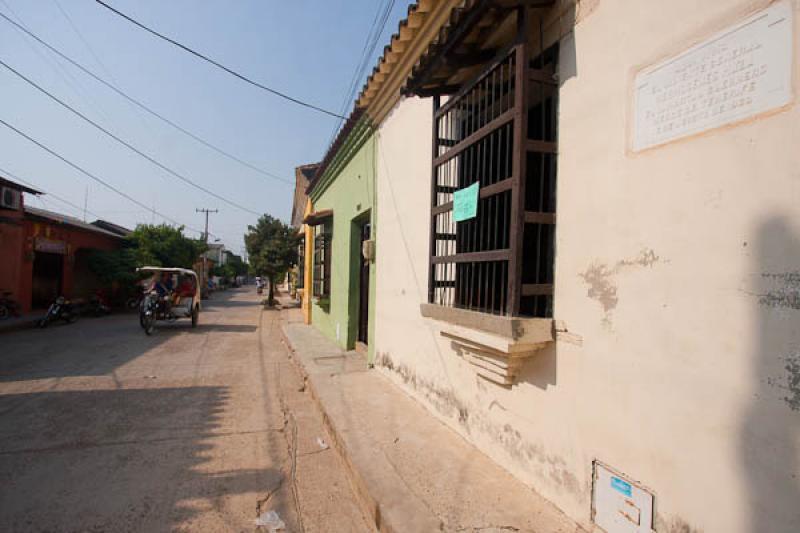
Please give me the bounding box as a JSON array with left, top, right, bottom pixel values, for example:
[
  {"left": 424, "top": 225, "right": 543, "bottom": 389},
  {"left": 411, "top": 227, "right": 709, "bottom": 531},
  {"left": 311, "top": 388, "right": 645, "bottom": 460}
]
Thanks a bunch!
[{"left": 196, "top": 208, "right": 218, "bottom": 297}]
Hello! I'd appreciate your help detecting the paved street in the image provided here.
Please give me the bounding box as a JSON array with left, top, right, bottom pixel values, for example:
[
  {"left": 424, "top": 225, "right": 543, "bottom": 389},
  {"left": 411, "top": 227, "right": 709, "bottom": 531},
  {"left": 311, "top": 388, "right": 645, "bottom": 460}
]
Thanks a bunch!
[{"left": 0, "top": 288, "right": 370, "bottom": 532}]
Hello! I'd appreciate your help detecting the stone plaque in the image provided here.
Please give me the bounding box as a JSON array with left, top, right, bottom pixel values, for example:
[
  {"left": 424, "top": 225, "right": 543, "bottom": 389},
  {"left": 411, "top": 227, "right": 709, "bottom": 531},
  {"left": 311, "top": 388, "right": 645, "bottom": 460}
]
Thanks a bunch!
[{"left": 633, "top": 1, "right": 793, "bottom": 151}]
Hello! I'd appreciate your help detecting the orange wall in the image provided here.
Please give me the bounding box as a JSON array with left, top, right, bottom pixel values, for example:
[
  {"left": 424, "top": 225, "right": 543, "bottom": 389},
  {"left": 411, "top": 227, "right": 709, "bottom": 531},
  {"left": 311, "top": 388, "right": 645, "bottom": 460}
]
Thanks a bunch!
[{"left": 0, "top": 212, "right": 122, "bottom": 313}]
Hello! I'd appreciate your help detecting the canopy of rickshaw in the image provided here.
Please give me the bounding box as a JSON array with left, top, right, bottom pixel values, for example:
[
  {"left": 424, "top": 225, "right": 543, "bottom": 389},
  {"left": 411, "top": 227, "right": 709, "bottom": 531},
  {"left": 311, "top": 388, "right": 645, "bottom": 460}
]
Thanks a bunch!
[{"left": 136, "top": 266, "right": 198, "bottom": 279}]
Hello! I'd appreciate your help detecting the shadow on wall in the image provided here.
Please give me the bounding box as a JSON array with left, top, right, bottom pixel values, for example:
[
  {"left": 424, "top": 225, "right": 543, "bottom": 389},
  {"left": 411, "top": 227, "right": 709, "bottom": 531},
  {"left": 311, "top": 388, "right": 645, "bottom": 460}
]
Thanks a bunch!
[
  {"left": 516, "top": 343, "right": 558, "bottom": 390},
  {"left": 741, "top": 215, "right": 800, "bottom": 532}
]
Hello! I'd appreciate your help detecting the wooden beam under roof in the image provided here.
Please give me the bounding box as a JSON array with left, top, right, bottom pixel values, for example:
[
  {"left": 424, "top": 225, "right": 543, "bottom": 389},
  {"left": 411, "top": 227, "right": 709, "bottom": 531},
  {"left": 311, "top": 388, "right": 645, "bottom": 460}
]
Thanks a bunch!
[
  {"left": 405, "top": 0, "right": 557, "bottom": 97},
  {"left": 493, "top": 0, "right": 556, "bottom": 7}
]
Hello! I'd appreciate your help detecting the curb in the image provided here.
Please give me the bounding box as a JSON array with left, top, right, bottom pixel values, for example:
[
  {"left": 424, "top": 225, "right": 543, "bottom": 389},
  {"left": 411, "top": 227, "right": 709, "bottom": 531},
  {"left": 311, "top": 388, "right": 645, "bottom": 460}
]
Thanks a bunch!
[{"left": 279, "top": 323, "right": 396, "bottom": 533}]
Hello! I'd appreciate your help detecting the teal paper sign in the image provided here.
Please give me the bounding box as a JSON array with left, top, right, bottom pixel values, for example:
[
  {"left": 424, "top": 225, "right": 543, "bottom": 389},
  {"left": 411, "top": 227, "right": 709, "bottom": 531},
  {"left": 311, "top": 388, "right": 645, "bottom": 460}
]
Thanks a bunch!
[
  {"left": 453, "top": 182, "right": 479, "bottom": 222},
  {"left": 610, "top": 476, "right": 632, "bottom": 497}
]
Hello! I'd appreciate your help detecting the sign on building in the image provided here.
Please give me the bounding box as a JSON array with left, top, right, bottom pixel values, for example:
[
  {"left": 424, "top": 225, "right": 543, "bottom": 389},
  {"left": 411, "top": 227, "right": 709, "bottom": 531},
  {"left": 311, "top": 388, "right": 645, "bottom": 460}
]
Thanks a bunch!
[
  {"left": 34, "top": 237, "right": 67, "bottom": 254},
  {"left": 453, "top": 181, "right": 479, "bottom": 222},
  {"left": 633, "top": 1, "right": 793, "bottom": 151}
]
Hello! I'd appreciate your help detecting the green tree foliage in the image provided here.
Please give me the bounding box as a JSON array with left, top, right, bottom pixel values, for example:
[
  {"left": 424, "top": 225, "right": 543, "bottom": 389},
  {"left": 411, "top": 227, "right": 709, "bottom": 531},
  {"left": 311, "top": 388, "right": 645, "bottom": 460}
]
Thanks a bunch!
[
  {"left": 225, "top": 252, "right": 248, "bottom": 277},
  {"left": 128, "top": 224, "right": 207, "bottom": 269},
  {"left": 211, "top": 252, "right": 249, "bottom": 285},
  {"left": 245, "top": 214, "right": 298, "bottom": 304},
  {"left": 89, "top": 224, "right": 207, "bottom": 290},
  {"left": 88, "top": 244, "right": 138, "bottom": 286}
]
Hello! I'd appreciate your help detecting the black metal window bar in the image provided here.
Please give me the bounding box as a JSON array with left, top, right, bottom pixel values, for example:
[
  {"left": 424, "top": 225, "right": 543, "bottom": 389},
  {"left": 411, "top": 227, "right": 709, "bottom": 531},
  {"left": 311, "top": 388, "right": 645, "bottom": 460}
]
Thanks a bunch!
[
  {"left": 428, "top": 37, "right": 558, "bottom": 317},
  {"left": 312, "top": 227, "right": 331, "bottom": 298}
]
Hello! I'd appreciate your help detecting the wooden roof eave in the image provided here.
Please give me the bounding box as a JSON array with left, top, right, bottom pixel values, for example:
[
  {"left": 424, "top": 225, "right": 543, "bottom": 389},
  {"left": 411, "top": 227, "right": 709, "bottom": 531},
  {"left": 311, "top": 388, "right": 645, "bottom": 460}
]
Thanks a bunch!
[
  {"left": 364, "top": 0, "right": 467, "bottom": 124},
  {"left": 303, "top": 209, "right": 333, "bottom": 226}
]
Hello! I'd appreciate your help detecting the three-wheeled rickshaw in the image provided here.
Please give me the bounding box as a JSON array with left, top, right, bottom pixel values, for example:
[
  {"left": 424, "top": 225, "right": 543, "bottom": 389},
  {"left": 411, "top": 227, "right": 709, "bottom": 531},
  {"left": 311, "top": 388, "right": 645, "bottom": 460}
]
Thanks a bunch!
[{"left": 137, "top": 267, "right": 201, "bottom": 335}]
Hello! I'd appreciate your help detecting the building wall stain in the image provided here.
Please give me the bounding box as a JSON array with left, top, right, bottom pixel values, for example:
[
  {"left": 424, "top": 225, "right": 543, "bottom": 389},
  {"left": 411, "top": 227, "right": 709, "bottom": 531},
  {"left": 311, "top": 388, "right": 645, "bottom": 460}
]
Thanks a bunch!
[
  {"left": 766, "top": 351, "right": 800, "bottom": 412},
  {"left": 759, "top": 271, "right": 800, "bottom": 310},
  {"left": 375, "top": 351, "right": 584, "bottom": 499},
  {"left": 579, "top": 248, "right": 663, "bottom": 326},
  {"left": 655, "top": 514, "right": 703, "bottom": 533}
]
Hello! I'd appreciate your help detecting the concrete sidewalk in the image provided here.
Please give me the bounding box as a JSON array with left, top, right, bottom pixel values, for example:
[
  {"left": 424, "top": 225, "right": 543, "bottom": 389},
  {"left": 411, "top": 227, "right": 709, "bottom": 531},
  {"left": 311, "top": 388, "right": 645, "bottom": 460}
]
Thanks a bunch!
[{"left": 280, "top": 307, "right": 584, "bottom": 533}]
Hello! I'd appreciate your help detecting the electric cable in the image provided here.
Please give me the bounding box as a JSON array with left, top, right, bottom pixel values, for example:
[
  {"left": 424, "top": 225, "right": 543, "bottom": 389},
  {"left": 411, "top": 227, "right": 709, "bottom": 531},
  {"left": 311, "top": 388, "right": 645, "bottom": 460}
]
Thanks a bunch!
[
  {"left": 0, "top": 12, "right": 293, "bottom": 186},
  {"left": 0, "top": 164, "right": 103, "bottom": 220},
  {"left": 0, "top": 117, "right": 212, "bottom": 238},
  {"left": 93, "top": 0, "right": 345, "bottom": 119},
  {"left": 0, "top": 58, "right": 262, "bottom": 216}
]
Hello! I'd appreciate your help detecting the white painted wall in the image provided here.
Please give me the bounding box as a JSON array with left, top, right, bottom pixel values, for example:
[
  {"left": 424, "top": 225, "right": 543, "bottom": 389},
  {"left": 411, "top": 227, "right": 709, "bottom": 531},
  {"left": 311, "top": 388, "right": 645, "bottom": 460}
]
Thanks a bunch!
[{"left": 374, "top": 1, "right": 800, "bottom": 532}]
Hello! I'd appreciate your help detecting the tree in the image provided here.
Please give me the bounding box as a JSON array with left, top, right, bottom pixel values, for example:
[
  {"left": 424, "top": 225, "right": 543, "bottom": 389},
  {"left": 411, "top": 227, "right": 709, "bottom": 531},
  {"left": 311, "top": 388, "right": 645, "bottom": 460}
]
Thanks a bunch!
[
  {"left": 224, "top": 251, "right": 248, "bottom": 278},
  {"left": 89, "top": 224, "right": 207, "bottom": 298},
  {"left": 244, "top": 215, "right": 298, "bottom": 304},
  {"left": 128, "top": 224, "right": 207, "bottom": 269}
]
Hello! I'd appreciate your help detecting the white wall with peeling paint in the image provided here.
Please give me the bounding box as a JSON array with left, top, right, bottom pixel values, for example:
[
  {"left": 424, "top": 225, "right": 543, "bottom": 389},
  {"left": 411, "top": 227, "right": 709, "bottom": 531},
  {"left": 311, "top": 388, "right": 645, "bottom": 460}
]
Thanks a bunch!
[{"left": 373, "top": 1, "right": 800, "bottom": 532}]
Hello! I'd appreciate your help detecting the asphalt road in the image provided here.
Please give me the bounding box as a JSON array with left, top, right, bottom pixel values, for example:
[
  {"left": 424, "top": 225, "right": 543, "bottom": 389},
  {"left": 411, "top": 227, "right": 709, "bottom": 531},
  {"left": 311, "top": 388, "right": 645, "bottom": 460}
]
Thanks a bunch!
[{"left": 0, "top": 288, "right": 370, "bottom": 532}]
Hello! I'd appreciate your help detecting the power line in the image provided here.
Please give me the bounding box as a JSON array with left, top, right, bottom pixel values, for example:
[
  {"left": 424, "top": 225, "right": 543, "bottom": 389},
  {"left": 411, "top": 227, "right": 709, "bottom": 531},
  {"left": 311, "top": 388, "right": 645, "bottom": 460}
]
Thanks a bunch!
[
  {"left": 325, "top": 0, "right": 397, "bottom": 151},
  {"left": 0, "top": 164, "right": 103, "bottom": 220},
  {"left": 0, "top": 58, "right": 262, "bottom": 216},
  {"left": 325, "top": 0, "right": 390, "bottom": 149},
  {"left": 48, "top": 0, "right": 158, "bottom": 140},
  {"left": 0, "top": 0, "right": 116, "bottom": 128},
  {"left": 0, "top": 12, "right": 293, "bottom": 186},
  {"left": 50, "top": 0, "right": 117, "bottom": 84},
  {"left": 93, "top": 0, "right": 346, "bottom": 120},
  {"left": 0, "top": 116, "right": 210, "bottom": 238}
]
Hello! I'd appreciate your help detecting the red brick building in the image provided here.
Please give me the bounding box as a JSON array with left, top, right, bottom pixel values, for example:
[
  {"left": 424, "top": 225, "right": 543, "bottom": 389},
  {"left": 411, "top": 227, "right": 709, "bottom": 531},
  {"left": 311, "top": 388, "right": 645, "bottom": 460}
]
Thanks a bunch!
[{"left": 0, "top": 177, "right": 126, "bottom": 314}]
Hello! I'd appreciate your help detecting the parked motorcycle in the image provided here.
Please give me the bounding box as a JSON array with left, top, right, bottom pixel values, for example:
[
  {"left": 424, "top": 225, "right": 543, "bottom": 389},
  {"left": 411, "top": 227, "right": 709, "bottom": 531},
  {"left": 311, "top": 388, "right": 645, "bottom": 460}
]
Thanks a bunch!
[
  {"left": 85, "top": 292, "right": 111, "bottom": 317},
  {"left": 38, "top": 296, "right": 80, "bottom": 328},
  {"left": 0, "top": 291, "right": 21, "bottom": 320}
]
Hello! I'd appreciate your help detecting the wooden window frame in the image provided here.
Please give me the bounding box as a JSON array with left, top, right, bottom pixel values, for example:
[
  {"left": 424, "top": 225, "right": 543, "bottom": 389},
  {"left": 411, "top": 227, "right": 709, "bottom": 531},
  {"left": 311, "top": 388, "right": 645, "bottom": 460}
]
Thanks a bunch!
[
  {"left": 428, "top": 8, "right": 558, "bottom": 318},
  {"left": 312, "top": 225, "right": 332, "bottom": 299},
  {"left": 296, "top": 236, "right": 305, "bottom": 289}
]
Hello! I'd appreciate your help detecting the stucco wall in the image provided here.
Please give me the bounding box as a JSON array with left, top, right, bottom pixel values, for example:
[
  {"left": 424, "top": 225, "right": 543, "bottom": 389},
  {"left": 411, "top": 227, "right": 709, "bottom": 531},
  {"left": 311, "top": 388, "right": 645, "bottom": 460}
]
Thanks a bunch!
[
  {"left": 0, "top": 200, "right": 25, "bottom": 311},
  {"left": 374, "top": 2, "right": 800, "bottom": 532},
  {"left": 310, "top": 136, "right": 377, "bottom": 355}
]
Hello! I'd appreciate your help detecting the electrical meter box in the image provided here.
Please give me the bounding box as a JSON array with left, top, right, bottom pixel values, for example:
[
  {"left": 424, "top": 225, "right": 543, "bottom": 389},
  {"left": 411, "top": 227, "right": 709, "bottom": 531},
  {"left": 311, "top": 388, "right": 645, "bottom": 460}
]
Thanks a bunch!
[{"left": 592, "top": 462, "right": 655, "bottom": 533}]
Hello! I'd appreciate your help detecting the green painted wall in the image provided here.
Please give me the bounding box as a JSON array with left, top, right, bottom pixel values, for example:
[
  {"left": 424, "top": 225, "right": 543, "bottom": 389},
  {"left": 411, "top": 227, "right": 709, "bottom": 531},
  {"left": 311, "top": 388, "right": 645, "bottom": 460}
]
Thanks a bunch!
[{"left": 309, "top": 127, "right": 377, "bottom": 360}]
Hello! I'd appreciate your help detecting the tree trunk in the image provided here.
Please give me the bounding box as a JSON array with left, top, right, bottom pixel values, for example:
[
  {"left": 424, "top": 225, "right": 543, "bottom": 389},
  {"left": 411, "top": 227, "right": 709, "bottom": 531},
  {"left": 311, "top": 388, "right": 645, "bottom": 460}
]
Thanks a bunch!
[{"left": 268, "top": 275, "right": 275, "bottom": 306}]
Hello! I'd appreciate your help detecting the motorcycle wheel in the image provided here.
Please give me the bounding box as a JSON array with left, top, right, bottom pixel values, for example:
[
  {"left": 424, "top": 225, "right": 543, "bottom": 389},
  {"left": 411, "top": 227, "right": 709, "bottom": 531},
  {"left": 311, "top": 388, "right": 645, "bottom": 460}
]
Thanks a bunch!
[
  {"left": 67, "top": 313, "right": 79, "bottom": 324},
  {"left": 0, "top": 305, "right": 8, "bottom": 321},
  {"left": 38, "top": 318, "right": 48, "bottom": 328},
  {"left": 142, "top": 315, "right": 155, "bottom": 336}
]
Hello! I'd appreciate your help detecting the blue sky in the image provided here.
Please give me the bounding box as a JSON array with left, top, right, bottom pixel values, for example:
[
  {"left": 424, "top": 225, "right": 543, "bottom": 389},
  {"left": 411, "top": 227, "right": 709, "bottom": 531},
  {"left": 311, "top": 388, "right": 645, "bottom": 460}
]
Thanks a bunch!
[{"left": 0, "top": 0, "right": 409, "bottom": 254}]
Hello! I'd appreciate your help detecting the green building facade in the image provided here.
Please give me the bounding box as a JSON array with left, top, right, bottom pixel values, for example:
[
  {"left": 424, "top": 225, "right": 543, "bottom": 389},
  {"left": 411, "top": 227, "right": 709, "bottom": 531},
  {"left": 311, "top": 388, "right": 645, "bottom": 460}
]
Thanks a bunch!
[{"left": 307, "top": 117, "right": 376, "bottom": 361}]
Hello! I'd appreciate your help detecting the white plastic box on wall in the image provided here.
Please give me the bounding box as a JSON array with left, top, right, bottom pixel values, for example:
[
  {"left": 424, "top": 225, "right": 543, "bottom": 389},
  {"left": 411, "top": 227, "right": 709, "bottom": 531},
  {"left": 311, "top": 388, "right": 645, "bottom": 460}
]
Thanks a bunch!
[{"left": 592, "top": 461, "right": 655, "bottom": 533}]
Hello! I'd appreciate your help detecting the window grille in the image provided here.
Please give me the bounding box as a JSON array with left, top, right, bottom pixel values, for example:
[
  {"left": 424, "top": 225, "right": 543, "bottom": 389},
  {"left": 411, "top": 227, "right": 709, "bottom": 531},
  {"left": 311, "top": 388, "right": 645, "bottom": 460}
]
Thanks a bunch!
[
  {"left": 428, "top": 40, "right": 559, "bottom": 317},
  {"left": 312, "top": 227, "right": 331, "bottom": 298},
  {"left": 297, "top": 237, "right": 305, "bottom": 289}
]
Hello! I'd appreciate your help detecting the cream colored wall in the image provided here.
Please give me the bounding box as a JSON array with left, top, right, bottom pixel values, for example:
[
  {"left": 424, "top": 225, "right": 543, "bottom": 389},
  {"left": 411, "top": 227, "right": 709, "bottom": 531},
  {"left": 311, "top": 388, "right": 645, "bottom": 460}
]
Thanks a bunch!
[{"left": 374, "top": 1, "right": 800, "bottom": 532}]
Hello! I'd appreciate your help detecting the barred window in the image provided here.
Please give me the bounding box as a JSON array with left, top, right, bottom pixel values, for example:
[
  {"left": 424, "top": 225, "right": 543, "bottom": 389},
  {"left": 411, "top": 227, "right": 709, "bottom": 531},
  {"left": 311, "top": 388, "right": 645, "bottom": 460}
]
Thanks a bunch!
[
  {"left": 428, "top": 41, "right": 559, "bottom": 318},
  {"left": 297, "top": 236, "right": 305, "bottom": 289},
  {"left": 312, "top": 225, "right": 331, "bottom": 299}
]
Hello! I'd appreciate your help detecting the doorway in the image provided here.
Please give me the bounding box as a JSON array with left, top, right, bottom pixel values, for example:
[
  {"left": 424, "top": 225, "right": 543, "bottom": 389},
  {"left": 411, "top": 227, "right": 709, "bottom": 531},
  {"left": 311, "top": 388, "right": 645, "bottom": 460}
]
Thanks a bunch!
[
  {"left": 356, "top": 220, "right": 371, "bottom": 347},
  {"left": 32, "top": 251, "right": 63, "bottom": 308}
]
